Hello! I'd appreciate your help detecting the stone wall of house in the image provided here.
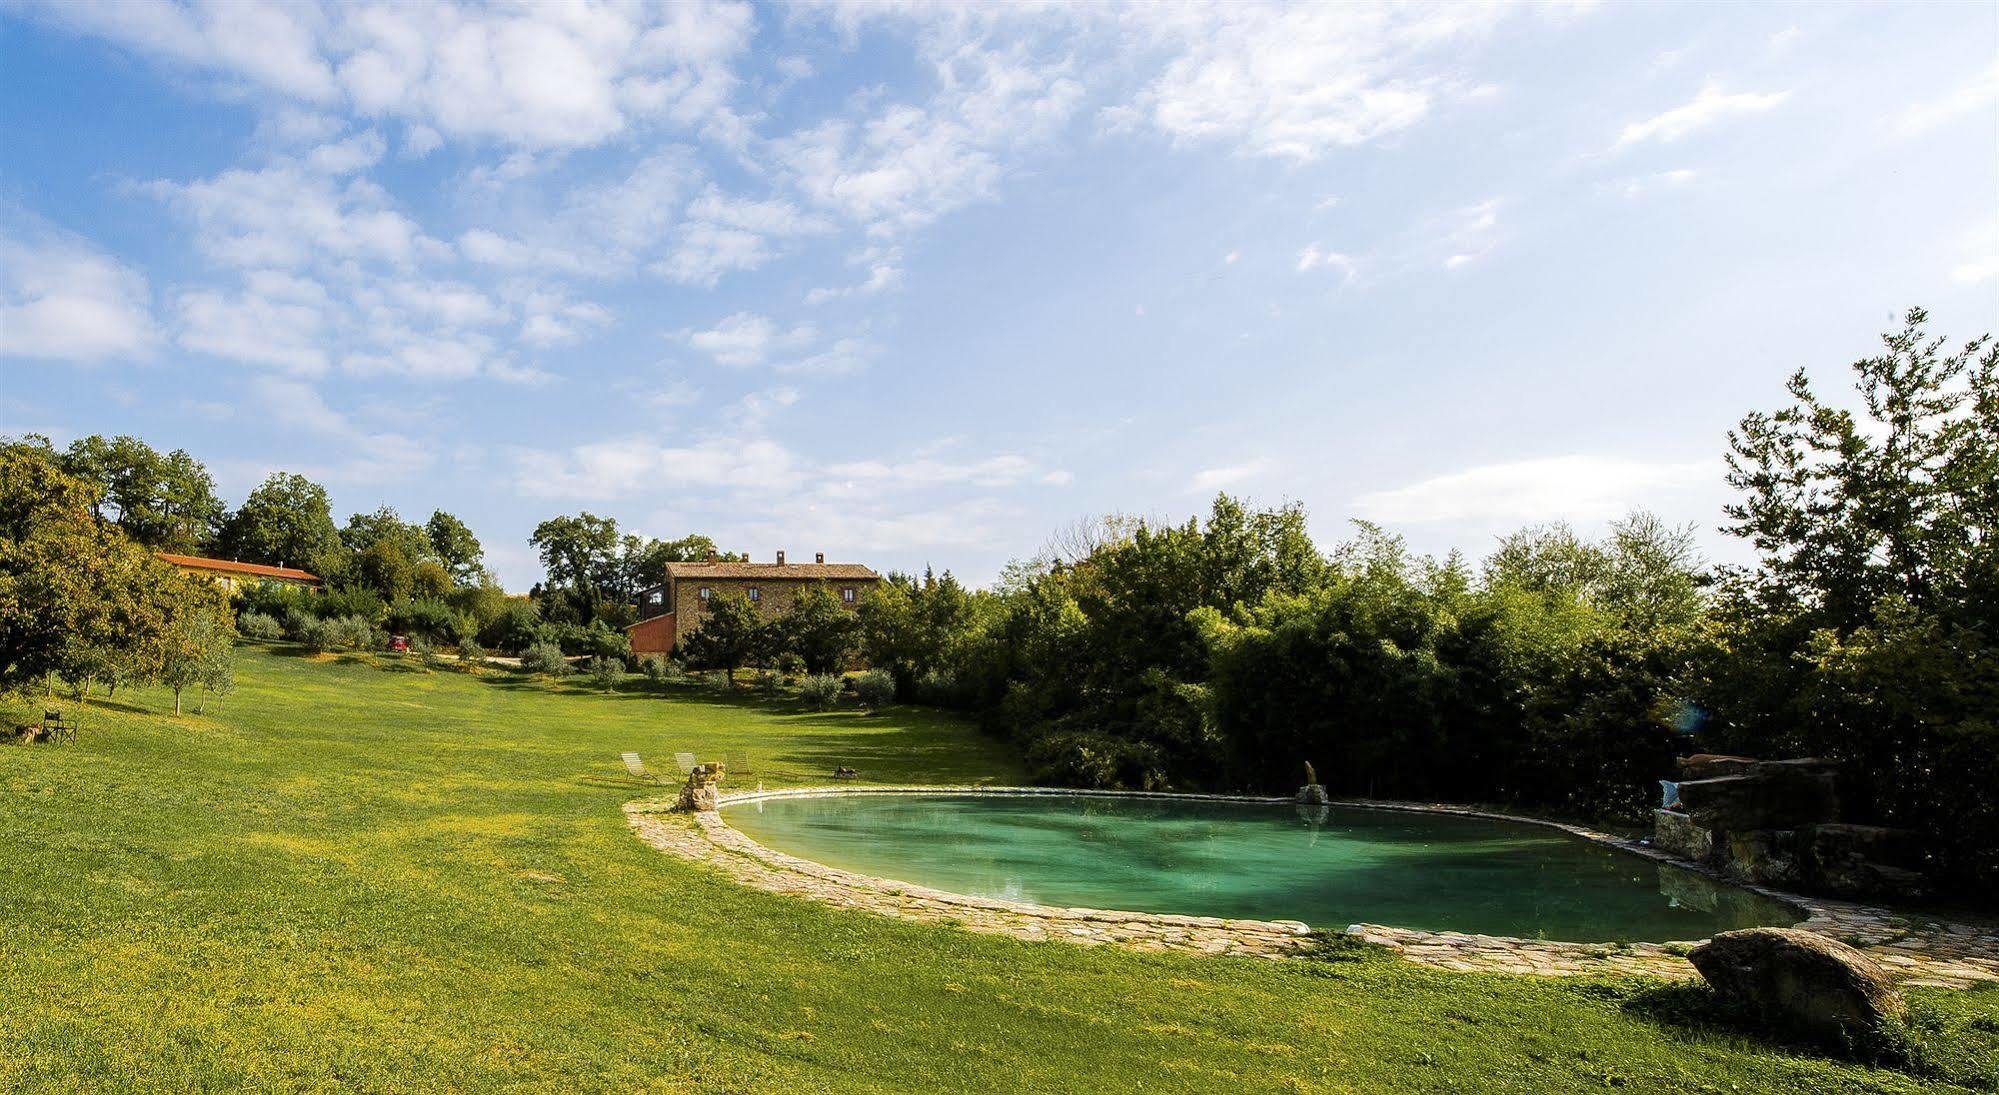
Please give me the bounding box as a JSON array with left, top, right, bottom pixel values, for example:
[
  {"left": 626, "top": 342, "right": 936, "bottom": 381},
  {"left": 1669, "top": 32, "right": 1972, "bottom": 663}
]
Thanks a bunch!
[{"left": 671, "top": 577, "right": 874, "bottom": 646}]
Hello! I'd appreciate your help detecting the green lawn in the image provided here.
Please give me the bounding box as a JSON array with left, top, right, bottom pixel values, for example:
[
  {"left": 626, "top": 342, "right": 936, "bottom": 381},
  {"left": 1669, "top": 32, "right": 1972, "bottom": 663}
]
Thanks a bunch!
[{"left": 3, "top": 646, "right": 1994, "bottom": 1093}]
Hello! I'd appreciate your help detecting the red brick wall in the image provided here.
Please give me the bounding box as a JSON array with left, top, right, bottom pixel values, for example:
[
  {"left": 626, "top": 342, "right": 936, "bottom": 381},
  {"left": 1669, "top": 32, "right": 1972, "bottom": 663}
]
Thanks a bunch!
[{"left": 627, "top": 613, "right": 677, "bottom": 656}]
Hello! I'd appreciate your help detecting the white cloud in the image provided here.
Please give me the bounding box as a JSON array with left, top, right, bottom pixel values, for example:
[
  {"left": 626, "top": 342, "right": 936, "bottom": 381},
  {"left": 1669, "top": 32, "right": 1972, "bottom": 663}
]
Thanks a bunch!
[
  {"left": 805, "top": 246, "right": 904, "bottom": 304},
  {"left": 1613, "top": 83, "right": 1790, "bottom": 149},
  {"left": 0, "top": 223, "right": 160, "bottom": 363},
  {"left": 780, "top": 336, "right": 874, "bottom": 377},
  {"left": 1188, "top": 457, "right": 1274, "bottom": 492},
  {"left": 1898, "top": 61, "right": 1999, "bottom": 137},
  {"left": 175, "top": 271, "right": 331, "bottom": 375},
  {"left": 684, "top": 311, "right": 817, "bottom": 367},
  {"left": 1352, "top": 454, "right": 1714, "bottom": 525},
  {"left": 1296, "top": 244, "right": 1357, "bottom": 280},
  {"left": 1618, "top": 168, "right": 1697, "bottom": 197},
  {"left": 146, "top": 155, "right": 447, "bottom": 270},
  {"left": 19, "top": 0, "right": 756, "bottom": 150},
  {"left": 1116, "top": 1, "right": 1513, "bottom": 161},
  {"left": 247, "top": 376, "right": 435, "bottom": 484},
  {"left": 513, "top": 434, "right": 803, "bottom": 499},
  {"left": 1438, "top": 197, "right": 1502, "bottom": 270}
]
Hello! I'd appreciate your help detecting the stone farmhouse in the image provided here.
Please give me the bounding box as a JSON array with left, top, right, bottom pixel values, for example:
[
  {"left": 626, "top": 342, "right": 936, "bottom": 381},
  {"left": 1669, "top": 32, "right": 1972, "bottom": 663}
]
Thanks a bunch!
[{"left": 626, "top": 551, "right": 881, "bottom": 656}]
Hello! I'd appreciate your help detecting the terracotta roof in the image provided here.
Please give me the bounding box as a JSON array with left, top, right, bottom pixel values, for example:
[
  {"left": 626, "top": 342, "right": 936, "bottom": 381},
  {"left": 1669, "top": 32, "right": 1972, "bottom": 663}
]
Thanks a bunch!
[
  {"left": 157, "top": 553, "right": 321, "bottom": 583},
  {"left": 660, "top": 561, "right": 880, "bottom": 582}
]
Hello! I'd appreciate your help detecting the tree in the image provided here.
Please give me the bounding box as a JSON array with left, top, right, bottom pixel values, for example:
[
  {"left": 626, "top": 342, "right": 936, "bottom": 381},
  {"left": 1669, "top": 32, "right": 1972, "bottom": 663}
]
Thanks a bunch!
[
  {"left": 220, "top": 473, "right": 340, "bottom": 570},
  {"left": 341, "top": 506, "right": 433, "bottom": 563},
  {"left": 1705, "top": 308, "right": 1999, "bottom": 894},
  {"left": 530, "top": 512, "right": 622, "bottom": 610},
  {"left": 775, "top": 583, "right": 859, "bottom": 674},
  {"left": 61, "top": 434, "right": 225, "bottom": 553},
  {"left": 678, "top": 592, "right": 770, "bottom": 680},
  {"left": 0, "top": 442, "right": 202, "bottom": 692},
  {"left": 356, "top": 539, "right": 416, "bottom": 603},
  {"left": 155, "top": 595, "right": 234, "bottom": 716},
  {"left": 424, "top": 510, "right": 485, "bottom": 584}
]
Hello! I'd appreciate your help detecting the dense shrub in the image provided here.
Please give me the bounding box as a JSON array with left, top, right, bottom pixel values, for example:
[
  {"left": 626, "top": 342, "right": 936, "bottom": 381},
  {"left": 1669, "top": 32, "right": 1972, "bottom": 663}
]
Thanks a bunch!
[
  {"left": 457, "top": 638, "right": 486, "bottom": 667},
  {"left": 479, "top": 600, "right": 544, "bottom": 654},
  {"left": 385, "top": 599, "right": 465, "bottom": 644},
  {"left": 586, "top": 655, "right": 622, "bottom": 692},
  {"left": 320, "top": 614, "right": 377, "bottom": 652},
  {"left": 236, "top": 611, "right": 283, "bottom": 641},
  {"left": 297, "top": 617, "right": 335, "bottom": 653},
  {"left": 317, "top": 586, "right": 386, "bottom": 623},
  {"left": 281, "top": 607, "right": 316, "bottom": 641},
  {"left": 798, "top": 674, "right": 841, "bottom": 710},
  {"left": 638, "top": 655, "right": 670, "bottom": 689},
  {"left": 853, "top": 669, "right": 896, "bottom": 709},
  {"left": 519, "top": 642, "right": 570, "bottom": 676}
]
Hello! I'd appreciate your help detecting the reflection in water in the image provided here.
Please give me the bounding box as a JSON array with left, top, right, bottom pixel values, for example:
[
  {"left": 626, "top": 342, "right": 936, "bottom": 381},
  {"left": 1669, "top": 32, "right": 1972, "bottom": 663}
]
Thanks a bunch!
[{"left": 729, "top": 795, "right": 1805, "bottom": 943}]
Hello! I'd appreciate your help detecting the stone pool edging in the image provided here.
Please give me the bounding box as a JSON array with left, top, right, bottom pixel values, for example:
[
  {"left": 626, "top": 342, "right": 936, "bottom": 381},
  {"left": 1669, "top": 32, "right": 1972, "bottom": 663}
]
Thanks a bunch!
[{"left": 624, "top": 785, "right": 1999, "bottom": 989}]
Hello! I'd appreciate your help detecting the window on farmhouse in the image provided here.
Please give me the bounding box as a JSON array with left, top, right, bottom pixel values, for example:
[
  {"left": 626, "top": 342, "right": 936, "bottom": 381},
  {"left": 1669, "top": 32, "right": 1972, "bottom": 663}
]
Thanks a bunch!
[
  {"left": 747, "top": 587, "right": 761, "bottom": 602},
  {"left": 647, "top": 590, "right": 663, "bottom": 606},
  {"left": 841, "top": 587, "right": 856, "bottom": 603},
  {"left": 698, "top": 587, "right": 712, "bottom": 601}
]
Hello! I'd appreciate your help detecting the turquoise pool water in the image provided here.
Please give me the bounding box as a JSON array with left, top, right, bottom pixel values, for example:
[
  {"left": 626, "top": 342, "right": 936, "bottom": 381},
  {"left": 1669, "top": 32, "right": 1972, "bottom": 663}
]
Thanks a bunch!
[{"left": 725, "top": 794, "right": 1803, "bottom": 942}]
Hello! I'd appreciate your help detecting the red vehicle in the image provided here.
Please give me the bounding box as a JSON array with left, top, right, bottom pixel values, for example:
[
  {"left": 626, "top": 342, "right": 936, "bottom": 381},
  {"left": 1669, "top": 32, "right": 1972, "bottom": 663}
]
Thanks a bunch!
[{"left": 390, "top": 635, "right": 409, "bottom": 652}]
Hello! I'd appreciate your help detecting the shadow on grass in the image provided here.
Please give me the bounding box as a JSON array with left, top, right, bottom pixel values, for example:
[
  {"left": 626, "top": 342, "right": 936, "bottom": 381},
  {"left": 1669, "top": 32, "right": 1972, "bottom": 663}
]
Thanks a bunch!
[{"left": 1614, "top": 980, "right": 1970, "bottom": 1081}]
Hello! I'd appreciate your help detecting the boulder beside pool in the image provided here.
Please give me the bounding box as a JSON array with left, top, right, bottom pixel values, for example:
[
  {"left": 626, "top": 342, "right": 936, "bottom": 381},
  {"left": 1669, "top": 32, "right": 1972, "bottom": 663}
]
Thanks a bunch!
[{"left": 1689, "top": 927, "right": 1904, "bottom": 1039}]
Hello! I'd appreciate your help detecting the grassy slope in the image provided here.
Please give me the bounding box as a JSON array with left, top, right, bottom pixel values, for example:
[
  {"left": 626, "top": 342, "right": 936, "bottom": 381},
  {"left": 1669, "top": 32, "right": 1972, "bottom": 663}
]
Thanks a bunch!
[{"left": 2, "top": 646, "right": 1993, "bottom": 1094}]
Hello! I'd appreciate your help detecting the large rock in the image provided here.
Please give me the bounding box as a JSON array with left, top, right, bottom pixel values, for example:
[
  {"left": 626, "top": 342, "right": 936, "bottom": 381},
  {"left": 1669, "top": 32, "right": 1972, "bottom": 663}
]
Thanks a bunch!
[
  {"left": 1677, "top": 754, "right": 1759, "bottom": 781},
  {"left": 1722, "top": 828, "right": 1805, "bottom": 888},
  {"left": 1677, "top": 769, "right": 1839, "bottom": 831},
  {"left": 1653, "top": 809, "right": 1714, "bottom": 861},
  {"left": 1804, "top": 824, "right": 1930, "bottom": 900},
  {"left": 1689, "top": 928, "right": 1904, "bottom": 1040}
]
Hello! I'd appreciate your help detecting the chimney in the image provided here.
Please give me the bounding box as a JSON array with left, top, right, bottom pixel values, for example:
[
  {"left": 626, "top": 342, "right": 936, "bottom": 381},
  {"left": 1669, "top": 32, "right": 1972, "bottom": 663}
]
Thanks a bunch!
[
  {"left": 706, "top": 550, "right": 718, "bottom": 564},
  {"left": 776, "top": 550, "right": 786, "bottom": 566},
  {"left": 815, "top": 552, "right": 825, "bottom": 564}
]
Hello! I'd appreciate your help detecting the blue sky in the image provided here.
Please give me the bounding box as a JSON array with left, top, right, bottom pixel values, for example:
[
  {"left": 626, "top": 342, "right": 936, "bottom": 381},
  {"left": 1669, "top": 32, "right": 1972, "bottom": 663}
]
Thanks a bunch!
[{"left": 2, "top": 1, "right": 1994, "bottom": 590}]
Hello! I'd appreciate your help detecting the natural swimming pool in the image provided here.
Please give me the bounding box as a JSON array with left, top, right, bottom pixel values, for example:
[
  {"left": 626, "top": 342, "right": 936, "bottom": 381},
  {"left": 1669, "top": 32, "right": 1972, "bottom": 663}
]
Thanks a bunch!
[{"left": 725, "top": 794, "right": 1804, "bottom": 943}]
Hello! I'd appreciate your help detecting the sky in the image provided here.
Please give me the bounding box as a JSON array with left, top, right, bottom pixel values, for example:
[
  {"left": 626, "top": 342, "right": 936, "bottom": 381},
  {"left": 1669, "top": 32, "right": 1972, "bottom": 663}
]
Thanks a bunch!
[{"left": 2, "top": 1, "right": 1994, "bottom": 591}]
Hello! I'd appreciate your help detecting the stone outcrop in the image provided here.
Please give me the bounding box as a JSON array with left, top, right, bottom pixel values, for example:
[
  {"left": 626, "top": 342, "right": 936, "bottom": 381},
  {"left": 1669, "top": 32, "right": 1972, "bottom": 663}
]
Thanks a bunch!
[
  {"left": 1656, "top": 755, "right": 1928, "bottom": 900},
  {"left": 1690, "top": 927, "right": 1905, "bottom": 1039},
  {"left": 677, "top": 762, "right": 726, "bottom": 812}
]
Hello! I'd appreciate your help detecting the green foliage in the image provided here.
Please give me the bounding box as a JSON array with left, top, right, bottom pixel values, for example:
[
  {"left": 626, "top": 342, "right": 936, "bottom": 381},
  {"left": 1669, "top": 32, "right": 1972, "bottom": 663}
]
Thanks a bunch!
[
  {"left": 519, "top": 642, "right": 569, "bottom": 677},
  {"left": 58, "top": 433, "right": 225, "bottom": 553},
  {"left": 456, "top": 638, "right": 486, "bottom": 667},
  {"left": 638, "top": 654, "right": 669, "bottom": 689},
  {"left": 853, "top": 668, "right": 896, "bottom": 708},
  {"left": 218, "top": 472, "right": 340, "bottom": 571},
  {"left": 774, "top": 582, "right": 859, "bottom": 674},
  {"left": 281, "top": 607, "right": 316, "bottom": 642},
  {"left": 385, "top": 599, "right": 466, "bottom": 644},
  {"left": 679, "top": 591, "right": 771, "bottom": 677},
  {"left": 155, "top": 598, "right": 235, "bottom": 716},
  {"left": 586, "top": 655, "right": 622, "bottom": 693},
  {"left": 478, "top": 599, "right": 544, "bottom": 653},
  {"left": 1701, "top": 307, "right": 1999, "bottom": 895},
  {"left": 236, "top": 611, "right": 283, "bottom": 641},
  {"left": 319, "top": 615, "right": 379, "bottom": 653},
  {"left": 797, "top": 673, "right": 841, "bottom": 710},
  {"left": 0, "top": 440, "right": 223, "bottom": 695},
  {"left": 424, "top": 510, "right": 485, "bottom": 584}
]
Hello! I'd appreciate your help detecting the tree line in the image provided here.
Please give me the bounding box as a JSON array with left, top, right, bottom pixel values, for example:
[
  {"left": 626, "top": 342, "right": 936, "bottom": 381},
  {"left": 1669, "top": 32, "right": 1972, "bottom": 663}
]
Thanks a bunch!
[{"left": 843, "top": 310, "right": 1995, "bottom": 898}]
